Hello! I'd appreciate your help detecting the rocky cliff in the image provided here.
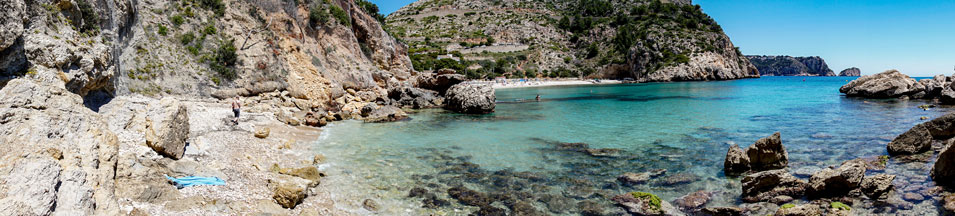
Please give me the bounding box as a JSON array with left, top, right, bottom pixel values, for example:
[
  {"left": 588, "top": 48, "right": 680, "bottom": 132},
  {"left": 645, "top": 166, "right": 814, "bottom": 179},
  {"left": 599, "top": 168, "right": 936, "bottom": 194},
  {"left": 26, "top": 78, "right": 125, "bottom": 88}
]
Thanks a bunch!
[
  {"left": 385, "top": 0, "right": 758, "bottom": 82},
  {"left": 839, "top": 67, "right": 861, "bottom": 76},
  {"left": 0, "top": 0, "right": 427, "bottom": 214},
  {"left": 746, "top": 55, "right": 835, "bottom": 76}
]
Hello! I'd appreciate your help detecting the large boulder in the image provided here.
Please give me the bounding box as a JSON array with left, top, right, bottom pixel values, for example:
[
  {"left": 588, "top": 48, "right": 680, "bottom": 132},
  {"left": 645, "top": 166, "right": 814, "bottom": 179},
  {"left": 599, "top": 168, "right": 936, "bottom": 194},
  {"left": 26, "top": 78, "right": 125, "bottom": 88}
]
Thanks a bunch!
[
  {"left": 0, "top": 79, "right": 120, "bottom": 215},
  {"left": 445, "top": 83, "right": 495, "bottom": 114},
  {"left": 387, "top": 86, "right": 444, "bottom": 109},
  {"left": 933, "top": 141, "right": 955, "bottom": 186},
  {"left": 887, "top": 124, "right": 932, "bottom": 155},
  {"left": 0, "top": 0, "right": 24, "bottom": 51},
  {"left": 860, "top": 174, "right": 896, "bottom": 199},
  {"left": 839, "top": 69, "right": 924, "bottom": 98},
  {"left": 806, "top": 159, "right": 866, "bottom": 198},
  {"left": 740, "top": 169, "right": 807, "bottom": 203},
  {"left": 145, "top": 98, "right": 190, "bottom": 160},
  {"left": 611, "top": 192, "right": 686, "bottom": 216},
  {"left": 363, "top": 105, "right": 408, "bottom": 123},
  {"left": 724, "top": 144, "right": 750, "bottom": 175},
  {"left": 746, "top": 132, "right": 788, "bottom": 171},
  {"left": 416, "top": 71, "right": 466, "bottom": 94},
  {"left": 923, "top": 112, "right": 955, "bottom": 138}
]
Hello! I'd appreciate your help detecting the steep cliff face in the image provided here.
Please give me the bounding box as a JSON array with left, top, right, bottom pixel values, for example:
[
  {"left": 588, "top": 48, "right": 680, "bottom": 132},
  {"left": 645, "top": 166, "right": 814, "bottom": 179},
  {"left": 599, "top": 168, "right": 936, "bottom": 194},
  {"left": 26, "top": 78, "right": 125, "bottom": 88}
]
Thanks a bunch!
[
  {"left": 385, "top": 0, "right": 758, "bottom": 82},
  {"left": 839, "top": 67, "right": 861, "bottom": 76},
  {"left": 0, "top": 0, "right": 414, "bottom": 214},
  {"left": 746, "top": 55, "right": 835, "bottom": 76}
]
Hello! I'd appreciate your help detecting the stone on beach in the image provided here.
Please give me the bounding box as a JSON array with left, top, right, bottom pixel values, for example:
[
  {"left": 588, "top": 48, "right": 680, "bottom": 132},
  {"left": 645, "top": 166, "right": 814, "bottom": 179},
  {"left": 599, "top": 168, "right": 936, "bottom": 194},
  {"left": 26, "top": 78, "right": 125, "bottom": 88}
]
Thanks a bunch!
[
  {"left": 272, "top": 183, "right": 306, "bottom": 209},
  {"left": 444, "top": 83, "right": 496, "bottom": 114},
  {"left": 145, "top": 98, "right": 190, "bottom": 160},
  {"left": 254, "top": 127, "right": 271, "bottom": 138}
]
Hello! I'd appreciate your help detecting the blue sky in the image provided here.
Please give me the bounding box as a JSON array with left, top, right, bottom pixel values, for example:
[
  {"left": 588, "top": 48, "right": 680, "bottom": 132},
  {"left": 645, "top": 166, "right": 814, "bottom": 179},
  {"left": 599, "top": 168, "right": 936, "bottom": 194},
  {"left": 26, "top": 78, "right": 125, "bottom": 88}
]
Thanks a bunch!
[{"left": 372, "top": 0, "right": 955, "bottom": 76}]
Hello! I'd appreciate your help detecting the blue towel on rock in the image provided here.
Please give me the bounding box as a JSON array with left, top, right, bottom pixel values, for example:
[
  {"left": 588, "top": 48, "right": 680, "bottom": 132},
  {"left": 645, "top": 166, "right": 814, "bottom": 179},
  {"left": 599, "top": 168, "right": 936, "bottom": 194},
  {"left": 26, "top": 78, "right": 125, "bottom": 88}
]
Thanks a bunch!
[{"left": 165, "top": 175, "right": 226, "bottom": 189}]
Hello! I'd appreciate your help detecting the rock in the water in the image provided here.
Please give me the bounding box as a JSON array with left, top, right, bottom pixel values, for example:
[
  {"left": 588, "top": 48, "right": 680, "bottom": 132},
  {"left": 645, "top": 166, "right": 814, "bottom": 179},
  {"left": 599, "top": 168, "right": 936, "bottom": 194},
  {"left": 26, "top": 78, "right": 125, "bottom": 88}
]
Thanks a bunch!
[
  {"left": 860, "top": 174, "right": 895, "bottom": 199},
  {"left": 773, "top": 204, "right": 822, "bottom": 216},
  {"left": 839, "top": 69, "right": 924, "bottom": 98},
  {"left": 585, "top": 148, "right": 620, "bottom": 157},
  {"left": 902, "top": 192, "right": 924, "bottom": 202},
  {"left": 942, "top": 88, "right": 955, "bottom": 105},
  {"left": 447, "top": 186, "right": 491, "bottom": 207},
  {"left": 724, "top": 144, "right": 750, "bottom": 175},
  {"left": 618, "top": 172, "right": 651, "bottom": 186},
  {"left": 943, "top": 194, "right": 955, "bottom": 213},
  {"left": 923, "top": 112, "right": 955, "bottom": 138},
  {"left": 887, "top": 124, "right": 932, "bottom": 155},
  {"left": 254, "top": 127, "right": 270, "bottom": 138},
  {"left": 672, "top": 191, "right": 712, "bottom": 211},
  {"left": 741, "top": 169, "right": 807, "bottom": 203},
  {"left": 387, "top": 86, "right": 444, "bottom": 109},
  {"left": 362, "top": 199, "right": 379, "bottom": 211},
  {"left": 272, "top": 183, "right": 306, "bottom": 209},
  {"left": 806, "top": 159, "right": 866, "bottom": 198},
  {"left": 839, "top": 67, "right": 861, "bottom": 76},
  {"left": 416, "top": 71, "right": 466, "bottom": 94},
  {"left": 145, "top": 98, "right": 190, "bottom": 160},
  {"left": 611, "top": 192, "right": 685, "bottom": 216},
  {"left": 746, "top": 132, "right": 788, "bottom": 171},
  {"left": 444, "top": 83, "right": 495, "bottom": 114},
  {"left": 701, "top": 207, "right": 742, "bottom": 216},
  {"left": 932, "top": 141, "right": 955, "bottom": 186},
  {"left": 363, "top": 105, "right": 408, "bottom": 123}
]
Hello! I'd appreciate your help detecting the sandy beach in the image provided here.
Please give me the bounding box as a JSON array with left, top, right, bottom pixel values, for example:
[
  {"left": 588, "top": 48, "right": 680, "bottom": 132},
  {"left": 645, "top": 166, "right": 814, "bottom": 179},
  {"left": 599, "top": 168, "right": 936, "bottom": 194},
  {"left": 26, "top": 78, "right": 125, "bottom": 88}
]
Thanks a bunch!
[{"left": 486, "top": 79, "right": 624, "bottom": 89}]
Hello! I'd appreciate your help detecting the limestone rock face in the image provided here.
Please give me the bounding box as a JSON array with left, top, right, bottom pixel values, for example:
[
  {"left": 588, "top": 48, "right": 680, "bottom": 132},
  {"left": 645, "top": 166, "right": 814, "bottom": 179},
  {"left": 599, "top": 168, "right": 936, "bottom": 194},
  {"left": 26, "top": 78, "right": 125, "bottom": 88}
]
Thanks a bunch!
[
  {"left": 839, "top": 67, "right": 862, "bottom": 76},
  {"left": 860, "top": 174, "right": 896, "bottom": 199},
  {"left": 145, "top": 98, "right": 190, "bottom": 160},
  {"left": 806, "top": 159, "right": 866, "bottom": 198},
  {"left": 0, "top": 0, "right": 24, "bottom": 51},
  {"left": 416, "top": 71, "right": 466, "bottom": 94},
  {"left": 887, "top": 124, "right": 932, "bottom": 155},
  {"left": 745, "top": 132, "right": 788, "bottom": 171},
  {"left": 642, "top": 52, "right": 759, "bottom": 82},
  {"left": 445, "top": 84, "right": 495, "bottom": 114},
  {"left": 839, "top": 69, "right": 924, "bottom": 98},
  {"left": 740, "top": 169, "right": 807, "bottom": 203},
  {"left": 746, "top": 55, "right": 835, "bottom": 76},
  {"left": 0, "top": 79, "right": 120, "bottom": 215}
]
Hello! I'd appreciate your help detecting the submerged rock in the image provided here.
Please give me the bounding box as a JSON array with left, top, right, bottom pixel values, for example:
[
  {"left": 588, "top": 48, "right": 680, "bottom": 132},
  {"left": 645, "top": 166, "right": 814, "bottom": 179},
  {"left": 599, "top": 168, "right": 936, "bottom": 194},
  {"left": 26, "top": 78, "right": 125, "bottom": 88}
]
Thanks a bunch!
[
  {"left": 773, "top": 204, "right": 822, "bottom": 216},
  {"left": 145, "top": 98, "right": 190, "bottom": 160},
  {"left": 445, "top": 83, "right": 495, "bottom": 114},
  {"left": 860, "top": 174, "right": 895, "bottom": 199},
  {"left": 611, "top": 192, "right": 685, "bottom": 216},
  {"left": 839, "top": 69, "right": 924, "bottom": 98},
  {"left": 585, "top": 148, "right": 621, "bottom": 157},
  {"left": 741, "top": 169, "right": 807, "bottom": 203},
  {"left": 701, "top": 206, "right": 742, "bottom": 216},
  {"left": 806, "top": 159, "right": 866, "bottom": 198},
  {"left": 673, "top": 191, "right": 712, "bottom": 212},
  {"left": 618, "top": 172, "right": 651, "bottom": 186},
  {"left": 447, "top": 186, "right": 492, "bottom": 207}
]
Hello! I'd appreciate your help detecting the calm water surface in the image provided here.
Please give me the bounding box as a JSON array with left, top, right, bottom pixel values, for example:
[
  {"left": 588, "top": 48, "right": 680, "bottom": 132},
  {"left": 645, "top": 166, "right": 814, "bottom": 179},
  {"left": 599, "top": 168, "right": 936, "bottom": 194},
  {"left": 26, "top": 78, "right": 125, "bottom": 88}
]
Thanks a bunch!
[{"left": 315, "top": 76, "right": 953, "bottom": 215}]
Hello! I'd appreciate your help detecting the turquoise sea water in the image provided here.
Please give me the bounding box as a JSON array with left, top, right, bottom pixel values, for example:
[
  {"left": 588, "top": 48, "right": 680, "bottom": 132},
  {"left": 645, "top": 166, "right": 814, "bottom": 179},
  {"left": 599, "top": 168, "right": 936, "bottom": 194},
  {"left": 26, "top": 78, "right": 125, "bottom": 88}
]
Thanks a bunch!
[{"left": 315, "top": 76, "right": 953, "bottom": 215}]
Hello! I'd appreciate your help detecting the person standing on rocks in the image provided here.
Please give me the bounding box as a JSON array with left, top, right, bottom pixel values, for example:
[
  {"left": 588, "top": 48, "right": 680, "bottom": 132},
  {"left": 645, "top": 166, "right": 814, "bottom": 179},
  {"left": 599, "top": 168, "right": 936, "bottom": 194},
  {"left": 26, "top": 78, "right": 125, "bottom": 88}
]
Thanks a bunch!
[{"left": 232, "top": 96, "right": 241, "bottom": 125}]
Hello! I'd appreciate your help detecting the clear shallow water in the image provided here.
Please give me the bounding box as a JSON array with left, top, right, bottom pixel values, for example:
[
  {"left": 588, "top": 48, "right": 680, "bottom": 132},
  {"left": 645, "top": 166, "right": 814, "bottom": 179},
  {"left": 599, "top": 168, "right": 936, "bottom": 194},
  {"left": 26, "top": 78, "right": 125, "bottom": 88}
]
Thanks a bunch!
[{"left": 315, "top": 76, "right": 954, "bottom": 215}]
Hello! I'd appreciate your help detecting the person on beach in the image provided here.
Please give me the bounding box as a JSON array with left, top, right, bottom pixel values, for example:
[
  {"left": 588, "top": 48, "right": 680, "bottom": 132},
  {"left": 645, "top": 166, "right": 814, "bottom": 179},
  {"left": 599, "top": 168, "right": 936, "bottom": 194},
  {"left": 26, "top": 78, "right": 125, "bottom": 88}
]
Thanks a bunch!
[{"left": 232, "top": 96, "right": 241, "bottom": 125}]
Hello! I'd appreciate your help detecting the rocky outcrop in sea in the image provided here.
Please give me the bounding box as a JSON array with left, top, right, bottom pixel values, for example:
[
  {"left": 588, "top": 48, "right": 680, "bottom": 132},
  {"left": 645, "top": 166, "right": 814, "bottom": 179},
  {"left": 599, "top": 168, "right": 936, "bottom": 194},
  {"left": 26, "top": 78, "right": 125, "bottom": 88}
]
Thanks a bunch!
[
  {"left": 746, "top": 55, "right": 836, "bottom": 76},
  {"left": 839, "top": 67, "right": 862, "bottom": 76}
]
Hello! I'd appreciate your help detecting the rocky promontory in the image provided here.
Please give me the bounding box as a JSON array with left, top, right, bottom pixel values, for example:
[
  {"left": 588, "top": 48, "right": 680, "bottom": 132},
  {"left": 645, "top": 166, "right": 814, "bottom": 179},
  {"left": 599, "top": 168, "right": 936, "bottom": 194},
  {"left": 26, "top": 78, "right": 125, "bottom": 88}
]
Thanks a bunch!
[
  {"left": 839, "top": 67, "right": 862, "bottom": 76},
  {"left": 839, "top": 69, "right": 955, "bottom": 104},
  {"left": 746, "top": 55, "right": 835, "bottom": 76}
]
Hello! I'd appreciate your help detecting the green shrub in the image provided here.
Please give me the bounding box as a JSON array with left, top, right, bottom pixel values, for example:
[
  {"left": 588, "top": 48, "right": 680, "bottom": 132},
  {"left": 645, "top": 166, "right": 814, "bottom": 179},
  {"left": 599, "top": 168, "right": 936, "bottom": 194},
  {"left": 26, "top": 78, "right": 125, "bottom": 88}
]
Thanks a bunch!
[
  {"left": 157, "top": 25, "right": 168, "bottom": 36},
  {"left": 211, "top": 39, "right": 237, "bottom": 80},
  {"left": 180, "top": 32, "right": 195, "bottom": 45},
  {"left": 355, "top": 0, "right": 384, "bottom": 23},
  {"left": 309, "top": 5, "right": 329, "bottom": 26},
  {"left": 76, "top": 0, "right": 99, "bottom": 34},
  {"left": 203, "top": 24, "right": 217, "bottom": 35},
  {"left": 329, "top": 5, "right": 350, "bottom": 27},
  {"left": 198, "top": 0, "right": 226, "bottom": 17},
  {"left": 171, "top": 15, "right": 185, "bottom": 26}
]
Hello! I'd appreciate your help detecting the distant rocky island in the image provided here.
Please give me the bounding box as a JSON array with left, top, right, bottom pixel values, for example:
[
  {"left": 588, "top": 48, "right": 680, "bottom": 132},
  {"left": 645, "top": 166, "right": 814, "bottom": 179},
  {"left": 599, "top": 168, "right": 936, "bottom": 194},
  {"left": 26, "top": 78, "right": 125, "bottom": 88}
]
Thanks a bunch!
[
  {"left": 746, "top": 55, "right": 835, "bottom": 76},
  {"left": 839, "top": 67, "right": 862, "bottom": 76}
]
